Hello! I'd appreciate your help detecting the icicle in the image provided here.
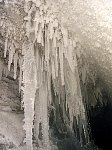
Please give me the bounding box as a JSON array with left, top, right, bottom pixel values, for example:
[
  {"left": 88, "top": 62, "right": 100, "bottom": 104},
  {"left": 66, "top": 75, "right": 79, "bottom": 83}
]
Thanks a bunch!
[
  {"left": 58, "top": 94, "right": 61, "bottom": 104},
  {"left": 48, "top": 73, "right": 52, "bottom": 104},
  {"left": 34, "top": 11, "right": 40, "bottom": 36},
  {"left": 4, "top": 29, "right": 9, "bottom": 58},
  {"left": 19, "top": 56, "right": 23, "bottom": 92},
  {"left": 39, "top": 79, "right": 51, "bottom": 150},
  {"left": 75, "top": 61, "right": 86, "bottom": 120},
  {"left": 65, "top": 96, "right": 68, "bottom": 111},
  {"left": 34, "top": 51, "right": 43, "bottom": 142},
  {"left": 45, "top": 27, "right": 48, "bottom": 60},
  {"left": 57, "top": 29, "right": 60, "bottom": 41},
  {"left": 37, "top": 24, "right": 42, "bottom": 44},
  {"left": 59, "top": 42, "right": 64, "bottom": 85},
  {"left": 34, "top": 91, "right": 39, "bottom": 139},
  {"left": 51, "top": 38, "right": 55, "bottom": 58},
  {"left": 49, "top": 22, "right": 54, "bottom": 40},
  {"left": 41, "top": 17, "right": 45, "bottom": 30},
  {"left": 61, "top": 27, "right": 68, "bottom": 48},
  {"left": 51, "top": 59, "right": 55, "bottom": 80},
  {"left": 66, "top": 39, "right": 74, "bottom": 72},
  {"left": 8, "top": 41, "right": 15, "bottom": 71},
  {"left": 0, "top": 60, "right": 3, "bottom": 80},
  {"left": 54, "top": 28, "right": 58, "bottom": 39},
  {"left": 13, "top": 51, "right": 18, "bottom": 79},
  {"left": 22, "top": 42, "right": 37, "bottom": 150},
  {"left": 41, "top": 31, "right": 44, "bottom": 47},
  {"left": 45, "top": 27, "right": 50, "bottom": 67},
  {"left": 55, "top": 47, "right": 58, "bottom": 77},
  {"left": 53, "top": 31, "right": 57, "bottom": 48}
]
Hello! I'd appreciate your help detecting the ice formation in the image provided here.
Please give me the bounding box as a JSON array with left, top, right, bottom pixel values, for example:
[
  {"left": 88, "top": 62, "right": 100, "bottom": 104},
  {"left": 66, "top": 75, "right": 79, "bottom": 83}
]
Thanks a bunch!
[
  {"left": 1, "top": 0, "right": 112, "bottom": 149},
  {"left": 23, "top": 0, "right": 88, "bottom": 149},
  {"left": 0, "top": 0, "right": 90, "bottom": 149}
]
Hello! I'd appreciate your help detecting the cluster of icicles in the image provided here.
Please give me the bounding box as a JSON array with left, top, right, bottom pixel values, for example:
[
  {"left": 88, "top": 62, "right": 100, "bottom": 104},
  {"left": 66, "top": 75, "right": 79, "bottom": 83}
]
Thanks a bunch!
[
  {"left": 0, "top": 8, "right": 23, "bottom": 92},
  {"left": 1, "top": 0, "right": 87, "bottom": 149},
  {"left": 23, "top": 0, "right": 87, "bottom": 149}
]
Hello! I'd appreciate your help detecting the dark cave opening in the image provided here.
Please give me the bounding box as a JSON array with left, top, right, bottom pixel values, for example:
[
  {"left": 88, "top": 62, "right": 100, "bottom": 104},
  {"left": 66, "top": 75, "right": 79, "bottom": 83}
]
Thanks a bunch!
[{"left": 89, "top": 100, "right": 112, "bottom": 150}]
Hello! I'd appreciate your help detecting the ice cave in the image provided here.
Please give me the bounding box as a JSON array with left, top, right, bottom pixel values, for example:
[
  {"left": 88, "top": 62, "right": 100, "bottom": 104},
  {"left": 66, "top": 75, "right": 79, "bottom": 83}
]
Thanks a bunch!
[{"left": 0, "top": 0, "right": 112, "bottom": 150}]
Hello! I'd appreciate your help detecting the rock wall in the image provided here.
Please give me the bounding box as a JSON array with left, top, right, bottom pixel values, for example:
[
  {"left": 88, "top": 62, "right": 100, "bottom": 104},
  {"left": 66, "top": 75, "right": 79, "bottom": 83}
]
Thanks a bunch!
[{"left": 0, "top": 58, "right": 24, "bottom": 149}]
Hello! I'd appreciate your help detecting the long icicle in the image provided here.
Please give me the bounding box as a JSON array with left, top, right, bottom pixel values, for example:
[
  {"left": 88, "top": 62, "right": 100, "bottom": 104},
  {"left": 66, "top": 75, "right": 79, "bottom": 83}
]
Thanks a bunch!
[{"left": 22, "top": 42, "right": 37, "bottom": 150}]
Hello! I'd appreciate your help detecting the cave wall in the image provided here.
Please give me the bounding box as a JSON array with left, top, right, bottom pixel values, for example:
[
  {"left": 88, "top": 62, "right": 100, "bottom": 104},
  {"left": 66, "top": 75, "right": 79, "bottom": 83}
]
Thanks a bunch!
[
  {"left": 0, "top": 58, "right": 25, "bottom": 149},
  {"left": 0, "top": 57, "right": 21, "bottom": 112}
]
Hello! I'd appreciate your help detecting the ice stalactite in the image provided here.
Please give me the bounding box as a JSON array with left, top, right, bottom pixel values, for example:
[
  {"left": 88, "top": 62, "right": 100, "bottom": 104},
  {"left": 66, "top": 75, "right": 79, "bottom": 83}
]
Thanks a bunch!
[
  {"left": 0, "top": 60, "right": 3, "bottom": 80},
  {"left": 38, "top": 77, "right": 51, "bottom": 150},
  {"left": 13, "top": 51, "right": 18, "bottom": 80},
  {"left": 22, "top": 42, "right": 37, "bottom": 150},
  {"left": 4, "top": 29, "right": 9, "bottom": 58},
  {"left": 8, "top": 40, "right": 15, "bottom": 71},
  {"left": 18, "top": 55, "right": 23, "bottom": 92},
  {"left": 33, "top": 43, "right": 51, "bottom": 150}
]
